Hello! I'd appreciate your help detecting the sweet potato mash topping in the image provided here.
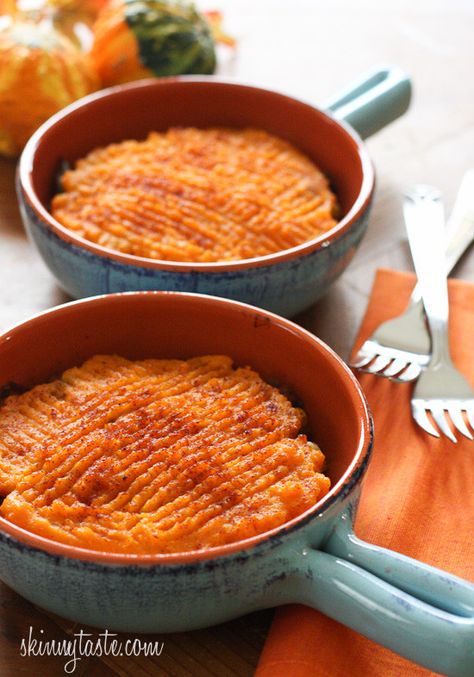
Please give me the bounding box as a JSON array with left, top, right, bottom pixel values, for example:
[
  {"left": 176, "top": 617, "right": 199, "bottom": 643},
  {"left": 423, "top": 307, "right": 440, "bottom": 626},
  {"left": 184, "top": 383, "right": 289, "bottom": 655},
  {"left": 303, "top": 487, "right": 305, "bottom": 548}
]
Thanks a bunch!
[
  {"left": 51, "top": 127, "right": 339, "bottom": 263},
  {"left": 0, "top": 355, "right": 330, "bottom": 554}
]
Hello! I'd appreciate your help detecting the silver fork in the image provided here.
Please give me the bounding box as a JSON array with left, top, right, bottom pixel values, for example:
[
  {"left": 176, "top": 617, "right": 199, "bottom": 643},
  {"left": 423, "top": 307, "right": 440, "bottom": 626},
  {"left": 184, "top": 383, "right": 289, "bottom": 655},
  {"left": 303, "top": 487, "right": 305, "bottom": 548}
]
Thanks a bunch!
[
  {"left": 404, "top": 185, "right": 474, "bottom": 442},
  {"left": 350, "top": 170, "right": 474, "bottom": 381}
]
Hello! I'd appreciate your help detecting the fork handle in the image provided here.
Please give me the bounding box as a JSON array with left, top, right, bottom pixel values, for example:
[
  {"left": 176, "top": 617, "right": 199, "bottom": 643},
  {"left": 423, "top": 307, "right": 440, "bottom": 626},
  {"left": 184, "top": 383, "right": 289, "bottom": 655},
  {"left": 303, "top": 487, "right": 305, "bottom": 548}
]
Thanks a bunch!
[
  {"left": 403, "top": 185, "right": 452, "bottom": 365},
  {"left": 409, "top": 169, "right": 474, "bottom": 305}
]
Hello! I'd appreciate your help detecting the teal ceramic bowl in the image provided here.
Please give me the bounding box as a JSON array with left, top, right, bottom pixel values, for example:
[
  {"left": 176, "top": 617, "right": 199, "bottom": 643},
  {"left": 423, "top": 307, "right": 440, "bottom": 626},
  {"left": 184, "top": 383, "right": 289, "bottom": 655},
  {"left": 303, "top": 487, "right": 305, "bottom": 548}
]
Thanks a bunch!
[
  {"left": 17, "top": 67, "right": 411, "bottom": 317},
  {"left": 0, "top": 292, "right": 473, "bottom": 676}
]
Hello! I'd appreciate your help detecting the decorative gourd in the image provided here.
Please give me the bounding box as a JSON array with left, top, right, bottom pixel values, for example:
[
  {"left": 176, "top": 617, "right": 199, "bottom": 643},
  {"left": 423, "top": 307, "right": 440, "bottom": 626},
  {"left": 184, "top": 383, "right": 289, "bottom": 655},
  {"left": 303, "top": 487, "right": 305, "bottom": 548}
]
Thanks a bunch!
[
  {"left": 0, "top": 0, "right": 17, "bottom": 16},
  {"left": 48, "top": 0, "right": 110, "bottom": 44},
  {"left": 49, "top": 0, "right": 110, "bottom": 16},
  {"left": 90, "top": 0, "right": 216, "bottom": 87},
  {"left": 0, "top": 17, "right": 99, "bottom": 157}
]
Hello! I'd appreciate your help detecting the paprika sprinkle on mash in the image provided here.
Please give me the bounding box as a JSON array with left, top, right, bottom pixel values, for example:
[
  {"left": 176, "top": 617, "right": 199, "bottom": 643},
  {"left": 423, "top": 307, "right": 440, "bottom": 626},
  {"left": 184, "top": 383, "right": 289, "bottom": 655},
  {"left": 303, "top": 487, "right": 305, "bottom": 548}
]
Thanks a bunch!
[
  {"left": 0, "top": 355, "right": 330, "bottom": 554},
  {"left": 51, "top": 127, "right": 339, "bottom": 263}
]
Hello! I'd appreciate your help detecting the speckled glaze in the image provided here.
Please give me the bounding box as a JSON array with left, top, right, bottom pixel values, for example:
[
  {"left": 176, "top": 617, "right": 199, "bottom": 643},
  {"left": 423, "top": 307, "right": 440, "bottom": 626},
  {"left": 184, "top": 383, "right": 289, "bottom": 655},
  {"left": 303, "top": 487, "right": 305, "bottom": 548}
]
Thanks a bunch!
[
  {"left": 0, "top": 293, "right": 473, "bottom": 676},
  {"left": 17, "top": 68, "right": 411, "bottom": 316}
]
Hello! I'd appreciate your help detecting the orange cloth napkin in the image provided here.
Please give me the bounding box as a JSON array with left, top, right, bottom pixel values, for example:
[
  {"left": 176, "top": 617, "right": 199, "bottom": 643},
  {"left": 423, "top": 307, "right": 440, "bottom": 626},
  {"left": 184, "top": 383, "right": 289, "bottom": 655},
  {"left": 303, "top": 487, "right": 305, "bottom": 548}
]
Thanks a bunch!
[{"left": 256, "top": 268, "right": 474, "bottom": 677}]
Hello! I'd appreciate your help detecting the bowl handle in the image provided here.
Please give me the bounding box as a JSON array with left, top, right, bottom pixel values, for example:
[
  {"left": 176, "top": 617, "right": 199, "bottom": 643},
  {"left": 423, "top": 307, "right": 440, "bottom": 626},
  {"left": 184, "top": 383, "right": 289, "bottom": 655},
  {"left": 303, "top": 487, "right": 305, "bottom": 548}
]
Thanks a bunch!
[
  {"left": 290, "top": 510, "right": 474, "bottom": 676},
  {"left": 323, "top": 65, "right": 412, "bottom": 139}
]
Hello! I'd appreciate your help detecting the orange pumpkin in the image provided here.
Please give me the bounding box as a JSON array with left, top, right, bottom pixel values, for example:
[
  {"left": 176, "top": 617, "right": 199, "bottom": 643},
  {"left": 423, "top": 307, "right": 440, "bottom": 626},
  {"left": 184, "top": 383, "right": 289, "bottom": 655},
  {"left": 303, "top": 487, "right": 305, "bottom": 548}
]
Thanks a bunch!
[{"left": 0, "top": 17, "right": 99, "bottom": 157}]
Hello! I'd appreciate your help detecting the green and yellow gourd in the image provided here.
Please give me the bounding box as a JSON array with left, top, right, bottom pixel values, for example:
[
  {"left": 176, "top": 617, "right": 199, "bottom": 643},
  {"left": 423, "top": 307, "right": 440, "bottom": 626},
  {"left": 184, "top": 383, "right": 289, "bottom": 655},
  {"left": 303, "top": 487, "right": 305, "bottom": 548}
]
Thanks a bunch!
[{"left": 90, "top": 0, "right": 216, "bottom": 87}]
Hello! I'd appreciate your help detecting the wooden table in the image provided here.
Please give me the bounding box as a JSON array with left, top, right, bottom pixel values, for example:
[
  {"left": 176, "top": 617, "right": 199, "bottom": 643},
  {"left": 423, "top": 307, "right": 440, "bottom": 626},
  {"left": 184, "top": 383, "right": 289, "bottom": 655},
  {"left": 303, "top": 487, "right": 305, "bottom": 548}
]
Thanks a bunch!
[{"left": 0, "top": 0, "right": 473, "bottom": 674}]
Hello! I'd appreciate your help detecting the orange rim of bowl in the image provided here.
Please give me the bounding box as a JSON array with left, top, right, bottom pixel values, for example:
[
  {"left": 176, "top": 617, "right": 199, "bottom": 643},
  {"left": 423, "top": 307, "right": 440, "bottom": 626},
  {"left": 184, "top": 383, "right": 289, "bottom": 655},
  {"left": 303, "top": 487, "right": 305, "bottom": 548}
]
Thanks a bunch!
[
  {"left": 19, "top": 77, "right": 375, "bottom": 274},
  {"left": 0, "top": 291, "right": 373, "bottom": 566}
]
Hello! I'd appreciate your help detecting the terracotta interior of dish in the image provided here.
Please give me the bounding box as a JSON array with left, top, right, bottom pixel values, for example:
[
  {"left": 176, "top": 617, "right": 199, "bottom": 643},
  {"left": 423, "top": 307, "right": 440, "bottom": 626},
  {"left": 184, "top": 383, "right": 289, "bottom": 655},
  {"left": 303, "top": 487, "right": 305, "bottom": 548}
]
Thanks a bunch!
[
  {"left": 28, "top": 80, "right": 366, "bottom": 225},
  {"left": 0, "top": 294, "right": 369, "bottom": 488}
]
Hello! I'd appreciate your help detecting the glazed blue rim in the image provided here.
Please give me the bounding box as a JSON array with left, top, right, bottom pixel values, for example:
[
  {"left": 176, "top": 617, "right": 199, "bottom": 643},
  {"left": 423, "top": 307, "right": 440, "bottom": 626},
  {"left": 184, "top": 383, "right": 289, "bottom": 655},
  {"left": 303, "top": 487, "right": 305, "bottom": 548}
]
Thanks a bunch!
[
  {"left": 0, "top": 291, "right": 373, "bottom": 568},
  {"left": 19, "top": 76, "right": 375, "bottom": 273}
]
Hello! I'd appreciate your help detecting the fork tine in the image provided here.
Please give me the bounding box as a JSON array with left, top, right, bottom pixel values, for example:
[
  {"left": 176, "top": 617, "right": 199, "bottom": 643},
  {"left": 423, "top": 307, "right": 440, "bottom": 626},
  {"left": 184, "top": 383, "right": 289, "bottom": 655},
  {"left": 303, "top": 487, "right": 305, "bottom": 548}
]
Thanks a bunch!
[
  {"left": 397, "top": 362, "right": 423, "bottom": 383},
  {"left": 364, "top": 355, "right": 393, "bottom": 374},
  {"left": 466, "top": 405, "right": 474, "bottom": 432},
  {"left": 430, "top": 404, "right": 457, "bottom": 443},
  {"left": 350, "top": 352, "right": 375, "bottom": 368},
  {"left": 448, "top": 405, "right": 473, "bottom": 440},
  {"left": 382, "top": 357, "right": 408, "bottom": 377},
  {"left": 411, "top": 400, "right": 440, "bottom": 438}
]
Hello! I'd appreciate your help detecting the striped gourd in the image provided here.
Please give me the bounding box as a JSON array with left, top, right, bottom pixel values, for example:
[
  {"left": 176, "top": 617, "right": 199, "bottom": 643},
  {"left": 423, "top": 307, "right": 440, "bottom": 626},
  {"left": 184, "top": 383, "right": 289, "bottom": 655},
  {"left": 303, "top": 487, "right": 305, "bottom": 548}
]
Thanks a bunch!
[{"left": 0, "top": 17, "right": 98, "bottom": 157}]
